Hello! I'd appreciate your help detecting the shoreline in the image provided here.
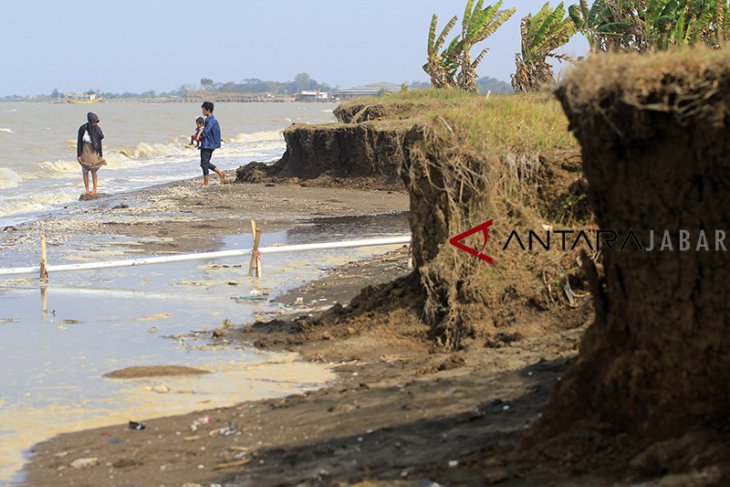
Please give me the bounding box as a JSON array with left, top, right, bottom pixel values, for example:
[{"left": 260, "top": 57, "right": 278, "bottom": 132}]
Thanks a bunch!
[
  {"left": 0, "top": 170, "right": 410, "bottom": 261},
  {"left": 1, "top": 176, "right": 411, "bottom": 485},
  {"left": 21, "top": 242, "right": 590, "bottom": 486}
]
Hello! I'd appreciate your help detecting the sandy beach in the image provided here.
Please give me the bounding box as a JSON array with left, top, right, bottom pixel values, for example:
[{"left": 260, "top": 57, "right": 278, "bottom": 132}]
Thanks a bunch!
[
  {"left": 0, "top": 172, "right": 412, "bottom": 485},
  {"left": 20, "top": 239, "right": 590, "bottom": 487}
]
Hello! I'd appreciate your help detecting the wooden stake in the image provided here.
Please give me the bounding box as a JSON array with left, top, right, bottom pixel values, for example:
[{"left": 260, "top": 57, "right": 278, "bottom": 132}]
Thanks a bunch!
[
  {"left": 41, "top": 286, "right": 48, "bottom": 320},
  {"left": 40, "top": 234, "right": 49, "bottom": 282},
  {"left": 248, "top": 220, "right": 262, "bottom": 278}
]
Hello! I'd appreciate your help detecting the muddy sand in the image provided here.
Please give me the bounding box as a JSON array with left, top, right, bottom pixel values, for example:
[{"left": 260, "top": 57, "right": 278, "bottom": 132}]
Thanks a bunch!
[
  {"left": 0, "top": 169, "right": 409, "bottom": 258},
  {"left": 22, "top": 245, "right": 590, "bottom": 487},
  {"left": 12, "top": 174, "right": 594, "bottom": 486}
]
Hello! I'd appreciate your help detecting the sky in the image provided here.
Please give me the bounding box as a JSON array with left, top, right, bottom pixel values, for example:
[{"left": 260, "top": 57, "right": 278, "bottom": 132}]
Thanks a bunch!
[{"left": 1, "top": 0, "right": 589, "bottom": 96}]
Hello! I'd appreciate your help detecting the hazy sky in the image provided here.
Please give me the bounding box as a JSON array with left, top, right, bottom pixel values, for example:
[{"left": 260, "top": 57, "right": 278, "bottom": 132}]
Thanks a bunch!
[{"left": 1, "top": 0, "right": 588, "bottom": 96}]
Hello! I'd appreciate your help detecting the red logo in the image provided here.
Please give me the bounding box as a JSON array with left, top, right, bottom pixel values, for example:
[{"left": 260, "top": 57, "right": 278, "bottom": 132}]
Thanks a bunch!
[{"left": 449, "top": 220, "right": 494, "bottom": 263}]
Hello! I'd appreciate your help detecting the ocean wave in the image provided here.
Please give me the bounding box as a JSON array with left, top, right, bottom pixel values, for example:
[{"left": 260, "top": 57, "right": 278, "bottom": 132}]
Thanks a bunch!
[
  {"left": 0, "top": 128, "right": 14, "bottom": 134},
  {"left": 0, "top": 167, "right": 22, "bottom": 189},
  {"left": 0, "top": 191, "right": 76, "bottom": 218},
  {"left": 117, "top": 141, "right": 191, "bottom": 160},
  {"left": 37, "top": 159, "right": 82, "bottom": 175},
  {"left": 226, "top": 130, "right": 283, "bottom": 144}
]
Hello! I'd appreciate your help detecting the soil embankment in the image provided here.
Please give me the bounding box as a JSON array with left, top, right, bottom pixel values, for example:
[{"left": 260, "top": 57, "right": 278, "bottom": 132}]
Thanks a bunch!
[
  {"left": 519, "top": 49, "right": 730, "bottom": 482},
  {"left": 236, "top": 123, "right": 407, "bottom": 190}
]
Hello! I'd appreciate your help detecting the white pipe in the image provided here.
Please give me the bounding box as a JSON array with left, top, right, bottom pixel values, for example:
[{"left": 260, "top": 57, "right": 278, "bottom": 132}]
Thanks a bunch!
[{"left": 0, "top": 235, "right": 411, "bottom": 277}]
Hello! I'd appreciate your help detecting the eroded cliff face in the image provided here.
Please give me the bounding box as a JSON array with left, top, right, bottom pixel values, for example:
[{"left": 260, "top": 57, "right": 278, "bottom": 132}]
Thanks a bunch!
[
  {"left": 252, "top": 117, "right": 591, "bottom": 352},
  {"left": 236, "top": 123, "right": 406, "bottom": 190},
  {"left": 519, "top": 49, "right": 730, "bottom": 479}
]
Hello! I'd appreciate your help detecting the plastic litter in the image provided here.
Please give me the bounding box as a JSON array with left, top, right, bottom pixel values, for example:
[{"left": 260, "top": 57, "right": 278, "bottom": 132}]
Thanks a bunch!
[
  {"left": 128, "top": 421, "right": 146, "bottom": 430},
  {"left": 190, "top": 415, "right": 211, "bottom": 432}
]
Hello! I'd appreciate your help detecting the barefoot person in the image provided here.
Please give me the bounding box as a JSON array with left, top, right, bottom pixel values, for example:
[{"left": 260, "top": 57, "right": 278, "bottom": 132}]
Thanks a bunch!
[
  {"left": 199, "top": 101, "right": 225, "bottom": 185},
  {"left": 76, "top": 112, "right": 106, "bottom": 195}
]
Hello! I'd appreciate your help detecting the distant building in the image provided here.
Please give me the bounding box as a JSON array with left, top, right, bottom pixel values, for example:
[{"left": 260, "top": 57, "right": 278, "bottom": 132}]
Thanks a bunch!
[
  {"left": 331, "top": 82, "right": 402, "bottom": 100},
  {"left": 295, "top": 90, "right": 329, "bottom": 101}
]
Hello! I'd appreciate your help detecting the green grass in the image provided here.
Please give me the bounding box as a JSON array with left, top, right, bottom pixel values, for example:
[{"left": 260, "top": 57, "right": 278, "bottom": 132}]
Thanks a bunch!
[{"left": 339, "top": 88, "right": 577, "bottom": 154}]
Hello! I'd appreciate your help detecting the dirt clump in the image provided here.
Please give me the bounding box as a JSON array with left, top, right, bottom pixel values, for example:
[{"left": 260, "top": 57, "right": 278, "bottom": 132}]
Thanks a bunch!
[{"left": 236, "top": 123, "right": 406, "bottom": 191}]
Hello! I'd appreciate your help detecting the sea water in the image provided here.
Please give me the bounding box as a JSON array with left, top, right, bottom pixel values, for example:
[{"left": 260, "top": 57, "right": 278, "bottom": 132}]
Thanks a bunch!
[{"left": 0, "top": 101, "right": 337, "bottom": 227}]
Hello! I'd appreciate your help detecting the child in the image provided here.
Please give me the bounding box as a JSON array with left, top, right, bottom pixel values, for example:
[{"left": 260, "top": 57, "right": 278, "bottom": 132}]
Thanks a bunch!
[{"left": 190, "top": 117, "right": 205, "bottom": 147}]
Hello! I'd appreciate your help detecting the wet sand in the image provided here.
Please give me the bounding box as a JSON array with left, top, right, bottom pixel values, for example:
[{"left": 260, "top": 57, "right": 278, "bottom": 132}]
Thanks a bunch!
[
  {"left": 22, "top": 244, "right": 590, "bottom": 486},
  {"left": 0, "top": 169, "right": 409, "bottom": 259}
]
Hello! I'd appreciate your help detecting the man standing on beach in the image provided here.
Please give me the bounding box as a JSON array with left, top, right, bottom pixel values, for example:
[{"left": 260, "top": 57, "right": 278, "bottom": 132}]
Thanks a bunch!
[{"left": 199, "top": 101, "right": 225, "bottom": 185}]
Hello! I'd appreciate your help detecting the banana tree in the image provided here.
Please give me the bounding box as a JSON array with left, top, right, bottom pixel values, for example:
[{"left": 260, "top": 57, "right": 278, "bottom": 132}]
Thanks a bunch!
[
  {"left": 512, "top": 2, "right": 576, "bottom": 92},
  {"left": 569, "top": 0, "right": 631, "bottom": 52},
  {"left": 665, "top": 0, "right": 724, "bottom": 48},
  {"left": 569, "top": 0, "right": 730, "bottom": 52},
  {"left": 457, "top": 0, "right": 517, "bottom": 92},
  {"left": 423, "top": 14, "right": 461, "bottom": 88}
]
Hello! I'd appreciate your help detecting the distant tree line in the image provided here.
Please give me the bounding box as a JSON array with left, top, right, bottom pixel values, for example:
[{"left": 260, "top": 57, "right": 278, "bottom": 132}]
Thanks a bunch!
[
  {"left": 1, "top": 72, "right": 514, "bottom": 101},
  {"left": 197, "top": 73, "right": 333, "bottom": 95}
]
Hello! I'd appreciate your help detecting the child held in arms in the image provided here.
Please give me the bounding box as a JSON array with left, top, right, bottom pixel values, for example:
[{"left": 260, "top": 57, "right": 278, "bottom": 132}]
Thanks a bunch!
[{"left": 190, "top": 117, "right": 205, "bottom": 147}]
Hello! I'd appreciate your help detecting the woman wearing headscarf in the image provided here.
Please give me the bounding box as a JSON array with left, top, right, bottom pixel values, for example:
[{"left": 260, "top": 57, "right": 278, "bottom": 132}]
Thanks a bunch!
[{"left": 76, "top": 112, "right": 107, "bottom": 195}]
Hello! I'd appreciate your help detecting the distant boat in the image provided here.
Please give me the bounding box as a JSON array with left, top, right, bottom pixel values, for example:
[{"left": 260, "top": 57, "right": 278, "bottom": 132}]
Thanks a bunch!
[{"left": 64, "top": 92, "right": 103, "bottom": 104}]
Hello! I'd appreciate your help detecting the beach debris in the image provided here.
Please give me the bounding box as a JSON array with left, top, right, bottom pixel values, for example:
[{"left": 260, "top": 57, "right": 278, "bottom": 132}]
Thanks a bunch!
[
  {"left": 128, "top": 420, "right": 146, "bottom": 430},
  {"left": 218, "top": 425, "right": 239, "bottom": 436},
  {"left": 232, "top": 295, "right": 268, "bottom": 302},
  {"left": 147, "top": 326, "right": 158, "bottom": 334},
  {"left": 249, "top": 289, "right": 268, "bottom": 297},
  {"left": 190, "top": 415, "right": 211, "bottom": 432},
  {"left": 212, "top": 327, "right": 226, "bottom": 338},
  {"left": 295, "top": 297, "right": 304, "bottom": 305},
  {"left": 448, "top": 460, "right": 459, "bottom": 468},
  {"left": 214, "top": 457, "right": 252, "bottom": 470},
  {"left": 70, "top": 457, "right": 99, "bottom": 469},
  {"left": 149, "top": 385, "right": 172, "bottom": 394},
  {"left": 138, "top": 312, "right": 171, "bottom": 321}
]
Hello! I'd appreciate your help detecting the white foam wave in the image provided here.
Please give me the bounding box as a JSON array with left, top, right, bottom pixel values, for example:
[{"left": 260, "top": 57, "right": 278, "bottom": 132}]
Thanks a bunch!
[
  {"left": 0, "top": 191, "right": 76, "bottom": 217},
  {"left": 0, "top": 167, "right": 22, "bottom": 189},
  {"left": 0, "top": 128, "right": 14, "bottom": 134},
  {"left": 117, "top": 141, "right": 191, "bottom": 160},
  {"left": 226, "top": 130, "right": 283, "bottom": 144},
  {"left": 37, "top": 159, "right": 82, "bottom": 174}
]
